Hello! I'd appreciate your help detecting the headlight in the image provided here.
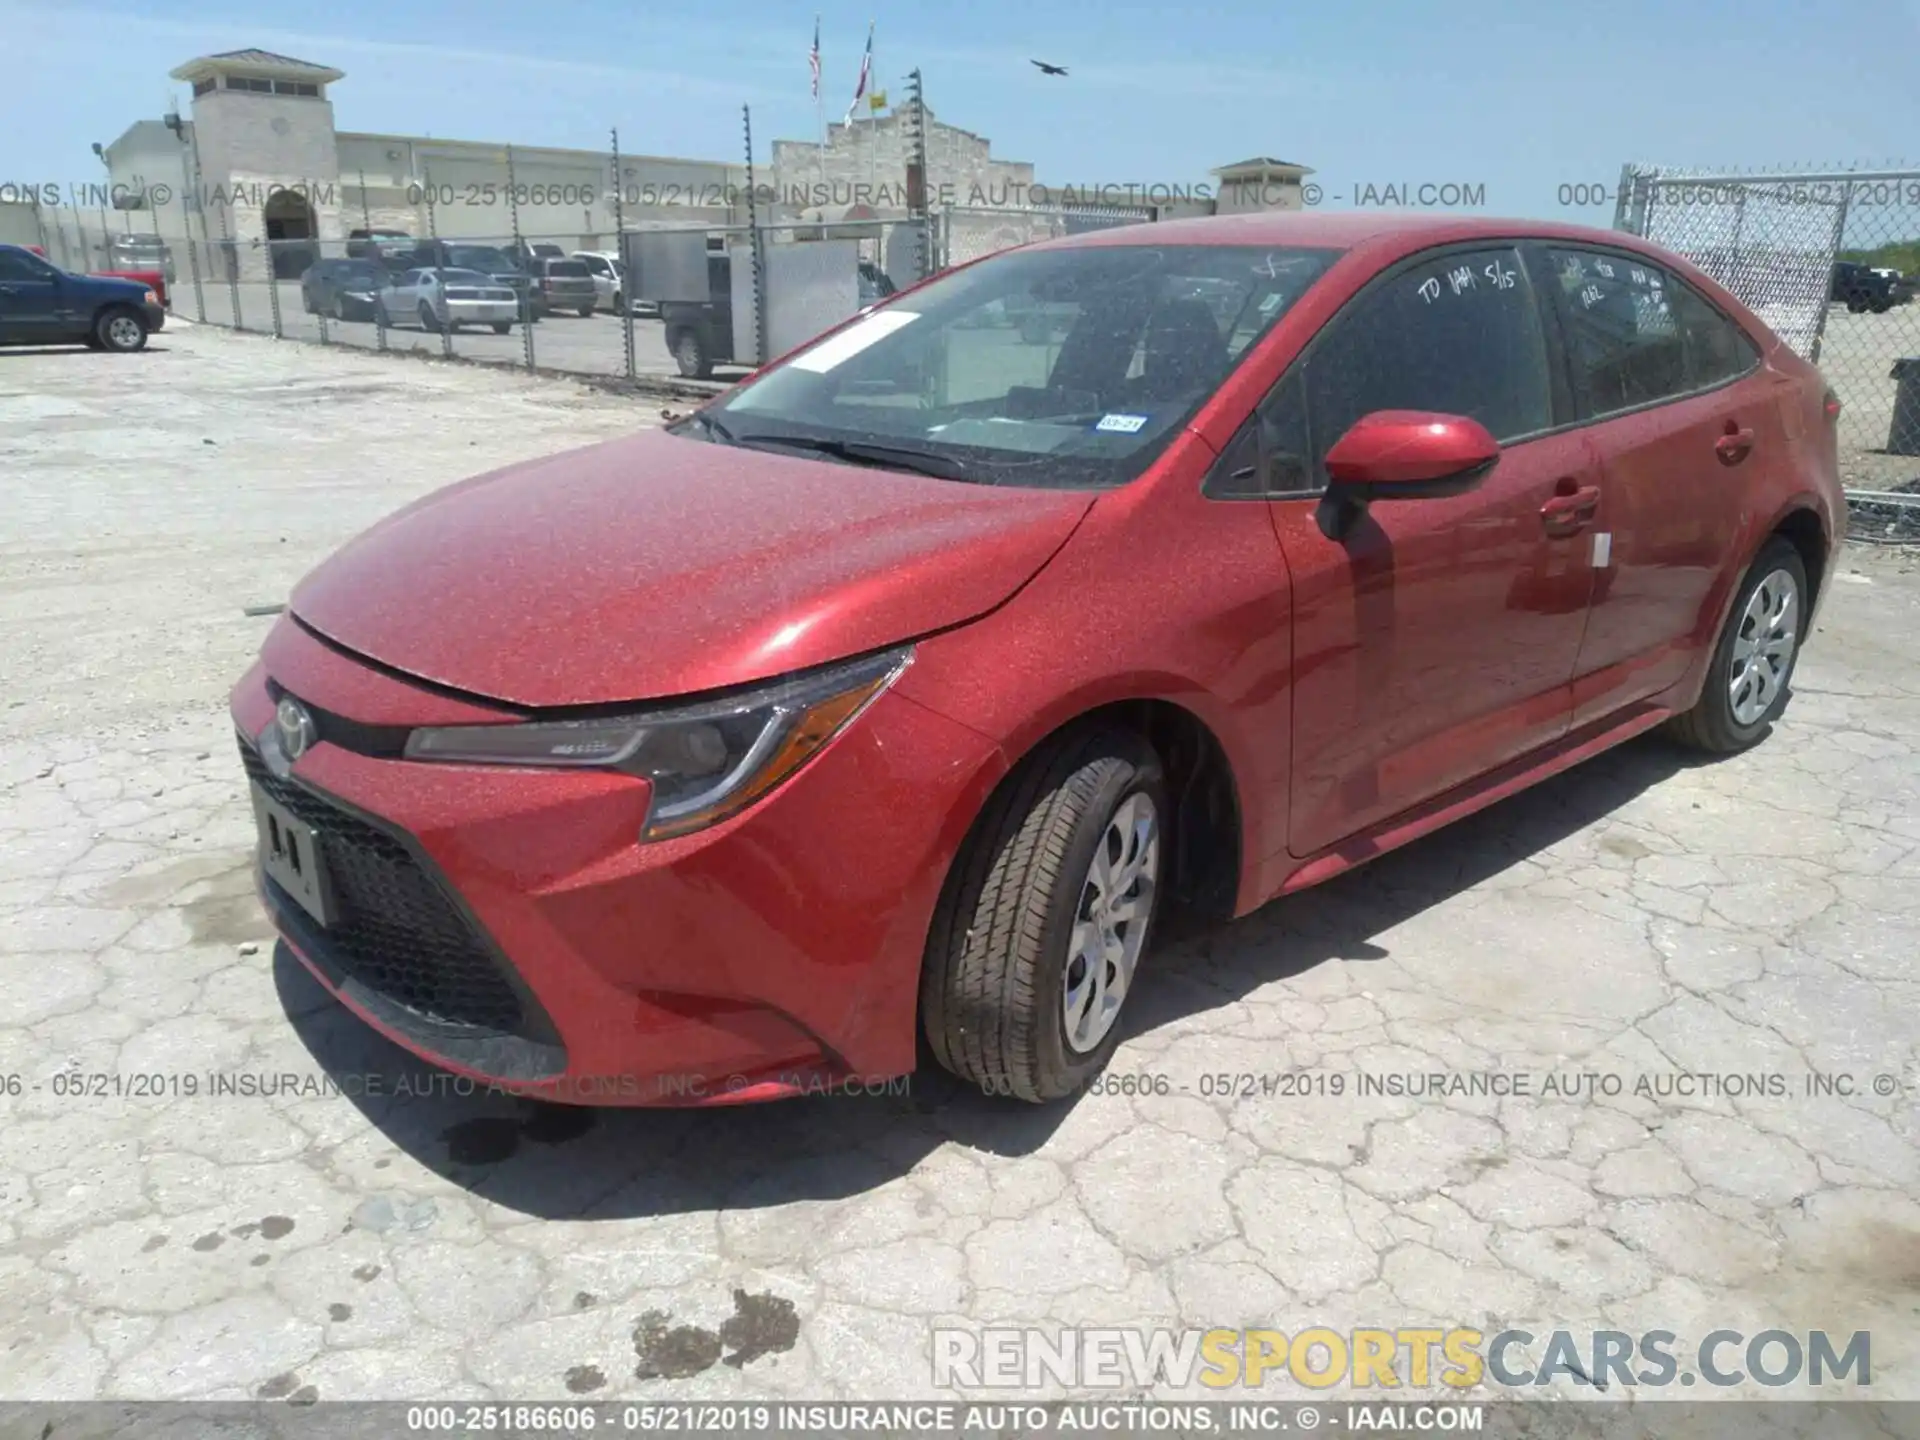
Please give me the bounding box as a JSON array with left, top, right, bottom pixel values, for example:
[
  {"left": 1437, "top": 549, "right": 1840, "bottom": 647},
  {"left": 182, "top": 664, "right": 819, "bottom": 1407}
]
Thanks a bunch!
[{"left": 403, "top": 646, "right": 911, "bottom": 840}]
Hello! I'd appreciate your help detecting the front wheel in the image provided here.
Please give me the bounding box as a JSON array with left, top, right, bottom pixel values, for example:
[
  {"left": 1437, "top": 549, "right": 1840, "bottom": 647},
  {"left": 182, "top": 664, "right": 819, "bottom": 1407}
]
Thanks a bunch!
[
  {"left": 491, "top": 321, "right": 512, "bottom": 334},
  {"left": 418, "top": 301, "right": 442, "bottom": 334},
  {"left": 1666, "top": 536, "right": 1808, "bottom": 753},
  {"left": 922, "top": 729, "right": 1166, "bottom": 1103},
  {"left": 95, "top": 306, "right": 149, "bottom": 353}
]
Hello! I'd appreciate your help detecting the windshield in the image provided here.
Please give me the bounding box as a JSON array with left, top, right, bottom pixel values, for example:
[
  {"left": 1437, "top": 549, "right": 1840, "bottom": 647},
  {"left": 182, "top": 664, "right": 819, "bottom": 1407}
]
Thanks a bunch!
[
  {"left": 712, "top": 243, "right": 1337, "bottom": 489},
  {"left": 546, "top": 261, "right": 589, "bottom": 277},
  {"left": 445, "top": 246, "right": 514, "bottom": 272}
]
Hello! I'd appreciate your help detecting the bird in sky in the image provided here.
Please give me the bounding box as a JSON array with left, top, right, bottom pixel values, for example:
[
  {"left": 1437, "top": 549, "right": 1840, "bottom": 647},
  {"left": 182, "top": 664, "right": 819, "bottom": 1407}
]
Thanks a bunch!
[{"left": 1030, "top": 59, "right": 1069, "bottom": 76}]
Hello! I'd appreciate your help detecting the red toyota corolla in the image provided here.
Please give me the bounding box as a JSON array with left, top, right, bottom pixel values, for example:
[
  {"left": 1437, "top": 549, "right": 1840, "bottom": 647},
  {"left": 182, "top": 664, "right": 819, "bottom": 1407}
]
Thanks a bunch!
[{"left": 233, "top": 213, "right": 1843, "bottom": 1105}]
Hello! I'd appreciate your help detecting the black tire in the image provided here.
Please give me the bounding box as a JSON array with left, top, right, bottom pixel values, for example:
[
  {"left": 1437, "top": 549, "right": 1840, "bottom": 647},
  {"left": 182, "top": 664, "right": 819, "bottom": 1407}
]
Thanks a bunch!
[
  {"left": 491, "top": 321, "right": 512, "bottom": 334},
  {"left": 672, "top": 328, "right": 712, "bottom": 379},
  {"left": 922, "top": 728, "right": 1167, "bottom": 1103},
  {"left": 1666, "top": 536, "right": 1809, "bottom": 754},
  {"left": 1870, "top": 298, "right": 1893, "bottom": 314},
  {"left": 613, "top": 291, "right": 623, "bottom": 311},
  {"left": 578, "top": 304, "right": 596, "bottom": 318},
  {"left": 1846, "top": 294, "right": 1869, "bottom": 314},
  {"left": 94, "top": 306, "right": 148, "bottom": 353},
  {"left": 418, "top": 301, "right": 441, "bottom": 334}
]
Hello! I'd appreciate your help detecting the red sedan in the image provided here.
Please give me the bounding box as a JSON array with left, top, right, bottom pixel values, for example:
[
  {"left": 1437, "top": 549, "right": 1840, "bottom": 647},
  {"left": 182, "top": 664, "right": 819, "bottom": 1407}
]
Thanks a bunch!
[{"left": 232, "top": 213, "right": 1843, "bottom": 1105}]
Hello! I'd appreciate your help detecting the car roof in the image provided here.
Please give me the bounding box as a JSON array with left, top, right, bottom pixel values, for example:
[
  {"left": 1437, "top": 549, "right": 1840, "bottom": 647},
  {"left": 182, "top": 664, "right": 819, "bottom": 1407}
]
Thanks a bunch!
[{"left": 1044, "top": 210, "right": 1674, "bottom": 260}]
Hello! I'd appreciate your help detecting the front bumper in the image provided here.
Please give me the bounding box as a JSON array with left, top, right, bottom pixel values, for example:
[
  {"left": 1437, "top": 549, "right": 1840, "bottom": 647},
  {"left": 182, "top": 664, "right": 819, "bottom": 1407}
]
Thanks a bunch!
[
  {"left": 231, "top": 618, "right": 1005, "bottom": 1104},
  {"left": 142, "top": 302, "right": 166, "bottom": 333}
]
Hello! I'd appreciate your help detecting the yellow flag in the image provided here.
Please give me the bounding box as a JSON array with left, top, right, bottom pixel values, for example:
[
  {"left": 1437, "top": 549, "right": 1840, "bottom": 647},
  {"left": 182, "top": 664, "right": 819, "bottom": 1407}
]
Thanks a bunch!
[{"left": 868, "top": 90, "right": 888, "bottom": 111}]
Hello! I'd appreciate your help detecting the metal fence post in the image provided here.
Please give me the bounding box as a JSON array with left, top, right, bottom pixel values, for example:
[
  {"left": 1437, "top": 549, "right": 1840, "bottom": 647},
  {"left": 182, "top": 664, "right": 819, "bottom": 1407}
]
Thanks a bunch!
[
  {"left": 506, "top": 145, "right": 535, "bottom": 371},
  {"left": 360, "top": 167, "right": 388, "bottom": 352},
  {"left": 422, "top": 161, "right": 454, "bottom": 359},
  {"left": 263, "top": 221, "right": 285, "bottom": 339},
  {"left": 216, "top": 190, "right": 242, "bottom": 329},
  {"left": 611, "top": 127, "right": 636, "bottom": 383},
  {"left": 1809, "top": 179, "right": 1852, "bottom": 366},
  {"left": 744, "top": 105, "right": 768, "bottom": 366},
  {"left": 905, "top": 69, "right": 930, "bottom": 281}
]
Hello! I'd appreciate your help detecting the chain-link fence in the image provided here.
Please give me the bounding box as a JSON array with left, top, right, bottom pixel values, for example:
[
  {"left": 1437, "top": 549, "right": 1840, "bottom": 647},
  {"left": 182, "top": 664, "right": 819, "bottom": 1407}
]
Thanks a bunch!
[{"left": 1615, "top": 165, "right": 1920, "bottom": 507}]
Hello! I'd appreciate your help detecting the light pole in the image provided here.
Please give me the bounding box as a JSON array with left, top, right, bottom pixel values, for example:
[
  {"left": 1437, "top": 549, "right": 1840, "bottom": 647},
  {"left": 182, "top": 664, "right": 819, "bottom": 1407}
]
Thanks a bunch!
[{"left": 90, "top": 142, "right": 113, "bottom": 268}]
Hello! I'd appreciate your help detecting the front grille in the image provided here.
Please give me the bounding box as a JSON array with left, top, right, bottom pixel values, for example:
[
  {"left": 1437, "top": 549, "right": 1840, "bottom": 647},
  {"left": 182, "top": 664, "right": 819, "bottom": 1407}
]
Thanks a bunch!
[{"left": 240, "top": 742, "right": 529, "bottom": 1037}]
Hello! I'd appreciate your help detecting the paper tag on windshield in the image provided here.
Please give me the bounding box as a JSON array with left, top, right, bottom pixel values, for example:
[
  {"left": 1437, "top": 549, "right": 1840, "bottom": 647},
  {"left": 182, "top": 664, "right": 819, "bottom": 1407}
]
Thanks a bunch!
[
  {"left": 1095, "top": 413, "right": 1149, "bottom": 434},
  {"left": 788, "top": 311, "right": 920, "bottom": 373}
]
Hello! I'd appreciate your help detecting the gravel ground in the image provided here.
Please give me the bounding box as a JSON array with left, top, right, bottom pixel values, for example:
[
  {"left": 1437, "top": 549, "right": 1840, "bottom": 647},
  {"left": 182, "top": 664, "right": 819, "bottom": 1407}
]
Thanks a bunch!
[{"left": 2, "top": 322, "right": 1918, "bottom": 1405}]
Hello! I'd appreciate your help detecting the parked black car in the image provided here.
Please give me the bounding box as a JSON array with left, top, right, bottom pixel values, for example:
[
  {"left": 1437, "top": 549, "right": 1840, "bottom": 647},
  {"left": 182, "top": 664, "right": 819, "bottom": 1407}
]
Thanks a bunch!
[
  {"left": 390, "top": 241, "right": 538, "bottom": 321},
  {"left": 301, "top": 258, "right": 388, "bottom": 321},
  {"left": 661, "top": 257, "right": 897, "bottom": 378},
  {"left": 1831, "top": 261, "right": 1908, "bottom": 314},
  {"left": 346, "top": 228, "right": 415, "bottom": 261}
]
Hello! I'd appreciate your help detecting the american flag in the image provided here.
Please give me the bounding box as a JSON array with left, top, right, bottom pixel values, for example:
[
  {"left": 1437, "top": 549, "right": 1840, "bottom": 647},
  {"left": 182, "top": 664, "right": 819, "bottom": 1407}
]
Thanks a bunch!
[
  {"left": 844, "top": 21, "right": 872, "bottom": 125},
  {"left": 808, "top": 16, "right": 820, "bottom": 98}
]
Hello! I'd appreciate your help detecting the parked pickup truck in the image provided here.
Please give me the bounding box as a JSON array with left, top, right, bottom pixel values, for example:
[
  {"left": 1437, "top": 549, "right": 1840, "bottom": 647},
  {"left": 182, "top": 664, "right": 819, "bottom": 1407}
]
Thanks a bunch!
[
  {"left": 661, "top": 256, "right": 897, "bottom": 378},
  {"left": 1831, "top": 260, "right": 1910, "bottom": 314},
  {"left": 0, "top": 243, "right": 166, "bottom": 351}
]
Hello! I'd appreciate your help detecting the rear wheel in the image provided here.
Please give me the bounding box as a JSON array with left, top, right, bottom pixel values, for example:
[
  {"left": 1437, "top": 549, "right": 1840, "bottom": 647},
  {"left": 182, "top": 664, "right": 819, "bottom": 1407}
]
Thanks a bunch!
[
  {"left": 922, "top": 729, "right": 1166, "bottom": 1103},
  {"left": 491, "top": 321, "right": 512, "bottom": 334},
  {"left": 95, "top": 306, "right": 148, "bottom": 353},
  {"left": 672, "top": 328, "right": 712, "bottom": 379},
  {"left": 578, "top": 304, "right": 595, "bottom": 318},
  {"left": 1667, "top": 536, "right": 1808, "bottom": 753}
]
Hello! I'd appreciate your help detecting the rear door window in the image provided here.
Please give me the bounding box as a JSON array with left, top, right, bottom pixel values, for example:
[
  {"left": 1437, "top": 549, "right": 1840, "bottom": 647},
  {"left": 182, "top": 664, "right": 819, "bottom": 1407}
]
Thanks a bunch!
[
  {"left": 1302, "top": 246, "right": 1552, "bottom": 484},
  {"left": 1668, "top": 280, "right": 1761, "bottom": 389},
  {"left": 1545, "top": 247, "right": 1690, "bottom": 417}
]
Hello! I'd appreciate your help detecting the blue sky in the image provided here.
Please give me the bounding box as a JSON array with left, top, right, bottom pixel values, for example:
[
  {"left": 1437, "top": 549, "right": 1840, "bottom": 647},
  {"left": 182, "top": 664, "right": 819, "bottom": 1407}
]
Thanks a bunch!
[{"left": 5, "top": 0, "right": 1918, "bottom": 222}]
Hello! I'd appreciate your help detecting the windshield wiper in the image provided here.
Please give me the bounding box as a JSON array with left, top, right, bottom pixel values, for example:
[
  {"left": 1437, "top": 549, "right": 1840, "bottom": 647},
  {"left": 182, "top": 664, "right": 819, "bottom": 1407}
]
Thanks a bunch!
[
  {"left": 677, "top": 410, "right": 736, "bottom": 444},
  {"left": 730, "top": 432, "right": 973, "bottom": 481}
]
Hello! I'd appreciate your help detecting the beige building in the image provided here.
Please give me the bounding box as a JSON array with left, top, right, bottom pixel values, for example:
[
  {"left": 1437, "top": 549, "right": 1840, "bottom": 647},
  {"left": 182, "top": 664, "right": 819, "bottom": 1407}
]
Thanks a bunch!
[{"left": 71, "top": 48, "right": 1311, "bottom": 281}]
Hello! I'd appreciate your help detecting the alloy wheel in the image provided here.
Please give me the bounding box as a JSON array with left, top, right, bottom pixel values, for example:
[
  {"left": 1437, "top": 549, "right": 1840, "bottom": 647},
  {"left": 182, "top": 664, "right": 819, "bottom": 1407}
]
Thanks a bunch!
[
  {"left": 105, "top": 315, "right": 143, "bottom": 350},
  {"left": 1728, "top": 567, "right": 1798, "bottom": 726},
  {"left": 1062, "top": 791, "right": 1159, "bottom": 1054}
]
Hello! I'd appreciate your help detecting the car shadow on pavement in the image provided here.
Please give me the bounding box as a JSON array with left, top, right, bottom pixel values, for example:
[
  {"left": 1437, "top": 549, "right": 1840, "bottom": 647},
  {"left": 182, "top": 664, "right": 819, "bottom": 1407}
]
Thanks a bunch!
[{"left": 275, "top": 730, "right": 1710, "bottom": 1220}]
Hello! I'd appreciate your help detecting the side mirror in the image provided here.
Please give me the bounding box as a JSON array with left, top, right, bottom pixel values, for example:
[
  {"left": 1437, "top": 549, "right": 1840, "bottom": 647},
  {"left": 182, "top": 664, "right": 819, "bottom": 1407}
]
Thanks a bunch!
[{"left": 1316, "top": 410, "right": 1500, "bottom": 540}]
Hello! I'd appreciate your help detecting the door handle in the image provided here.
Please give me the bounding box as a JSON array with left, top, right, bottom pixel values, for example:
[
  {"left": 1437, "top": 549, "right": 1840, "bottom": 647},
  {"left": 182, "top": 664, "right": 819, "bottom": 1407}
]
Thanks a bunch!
[
  {"left": 1715, "top": 426, "right": 1755, "bottom": 466},
  {"left": 1541, "top": 484, "right": 1601, "bottom": 536}
]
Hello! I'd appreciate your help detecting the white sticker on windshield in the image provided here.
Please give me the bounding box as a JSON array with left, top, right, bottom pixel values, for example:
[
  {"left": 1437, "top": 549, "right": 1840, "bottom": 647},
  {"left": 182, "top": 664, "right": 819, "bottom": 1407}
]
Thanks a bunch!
[
  {"left": 1095, "top": 413, "right": 1149, "bottom": 434},
  {"left": 788, "top": 311, "right": 921, "bottom": 372}
]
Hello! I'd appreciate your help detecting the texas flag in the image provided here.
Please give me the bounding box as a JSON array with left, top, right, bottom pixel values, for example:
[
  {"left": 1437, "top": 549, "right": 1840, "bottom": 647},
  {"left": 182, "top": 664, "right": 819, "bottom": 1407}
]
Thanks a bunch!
[
  {"left": 809, "top": 16, "right": 820, "bottom": 99},
  {"left": 844, "top": 21, "right": 873, "bottom": 125}
]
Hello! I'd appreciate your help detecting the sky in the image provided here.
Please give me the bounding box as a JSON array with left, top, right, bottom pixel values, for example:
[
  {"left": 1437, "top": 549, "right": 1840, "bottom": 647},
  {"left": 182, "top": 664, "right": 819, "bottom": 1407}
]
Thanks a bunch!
[{"left": 4, "top": 0, "right": 1919, "bottom": 224}]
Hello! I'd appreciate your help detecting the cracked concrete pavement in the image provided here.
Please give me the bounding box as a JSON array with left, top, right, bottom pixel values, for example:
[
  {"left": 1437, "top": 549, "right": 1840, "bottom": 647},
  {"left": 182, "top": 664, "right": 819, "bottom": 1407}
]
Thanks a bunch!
[{"left": 2, "top": 323, "right": 1918, "bottom": 1405}]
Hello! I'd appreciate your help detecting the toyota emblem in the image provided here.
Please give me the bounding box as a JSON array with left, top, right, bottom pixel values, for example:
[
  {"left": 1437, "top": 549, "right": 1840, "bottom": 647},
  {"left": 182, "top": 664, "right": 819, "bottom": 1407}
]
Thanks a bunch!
[{"left": 275, "top": 696, "right": 317, "bottom": 761}]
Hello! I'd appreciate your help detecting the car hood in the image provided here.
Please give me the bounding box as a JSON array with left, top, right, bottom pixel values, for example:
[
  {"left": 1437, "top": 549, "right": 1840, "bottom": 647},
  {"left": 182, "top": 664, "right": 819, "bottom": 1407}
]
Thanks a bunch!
[{"left": 289, "top": 428, "right": 1094, "bottom": 708}]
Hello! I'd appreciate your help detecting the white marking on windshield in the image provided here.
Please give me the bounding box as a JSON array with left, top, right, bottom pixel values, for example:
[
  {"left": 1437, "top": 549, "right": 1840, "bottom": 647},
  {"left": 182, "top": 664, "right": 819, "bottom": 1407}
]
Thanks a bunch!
[{"left": 788, "top": 311, "right": 921, "bottom": 373}]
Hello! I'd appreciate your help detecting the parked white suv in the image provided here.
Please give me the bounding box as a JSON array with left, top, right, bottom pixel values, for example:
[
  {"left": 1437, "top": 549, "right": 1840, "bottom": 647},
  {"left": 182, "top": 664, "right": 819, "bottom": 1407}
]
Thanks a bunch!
[{"left": 572, "top": 251, "right": 657, "bottom": 317}]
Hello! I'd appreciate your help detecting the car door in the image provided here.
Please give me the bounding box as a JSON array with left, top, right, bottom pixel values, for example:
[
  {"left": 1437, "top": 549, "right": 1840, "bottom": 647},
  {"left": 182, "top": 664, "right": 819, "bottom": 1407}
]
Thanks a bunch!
[
  {"left": 1262, "top": 244, "right": 1600, "bottom": 859},
  {"left": 0, "top": 248, "right": 67, "bottom": 343},
  {"left": 1537, "top": 245, "right": 1765, "bottom": 727}
]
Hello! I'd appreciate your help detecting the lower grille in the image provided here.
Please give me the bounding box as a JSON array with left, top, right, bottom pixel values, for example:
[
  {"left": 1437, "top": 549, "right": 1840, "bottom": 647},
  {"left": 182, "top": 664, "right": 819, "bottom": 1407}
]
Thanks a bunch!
[{"left": 240, "top": 743, "right": 529, "bottom": 1037}]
